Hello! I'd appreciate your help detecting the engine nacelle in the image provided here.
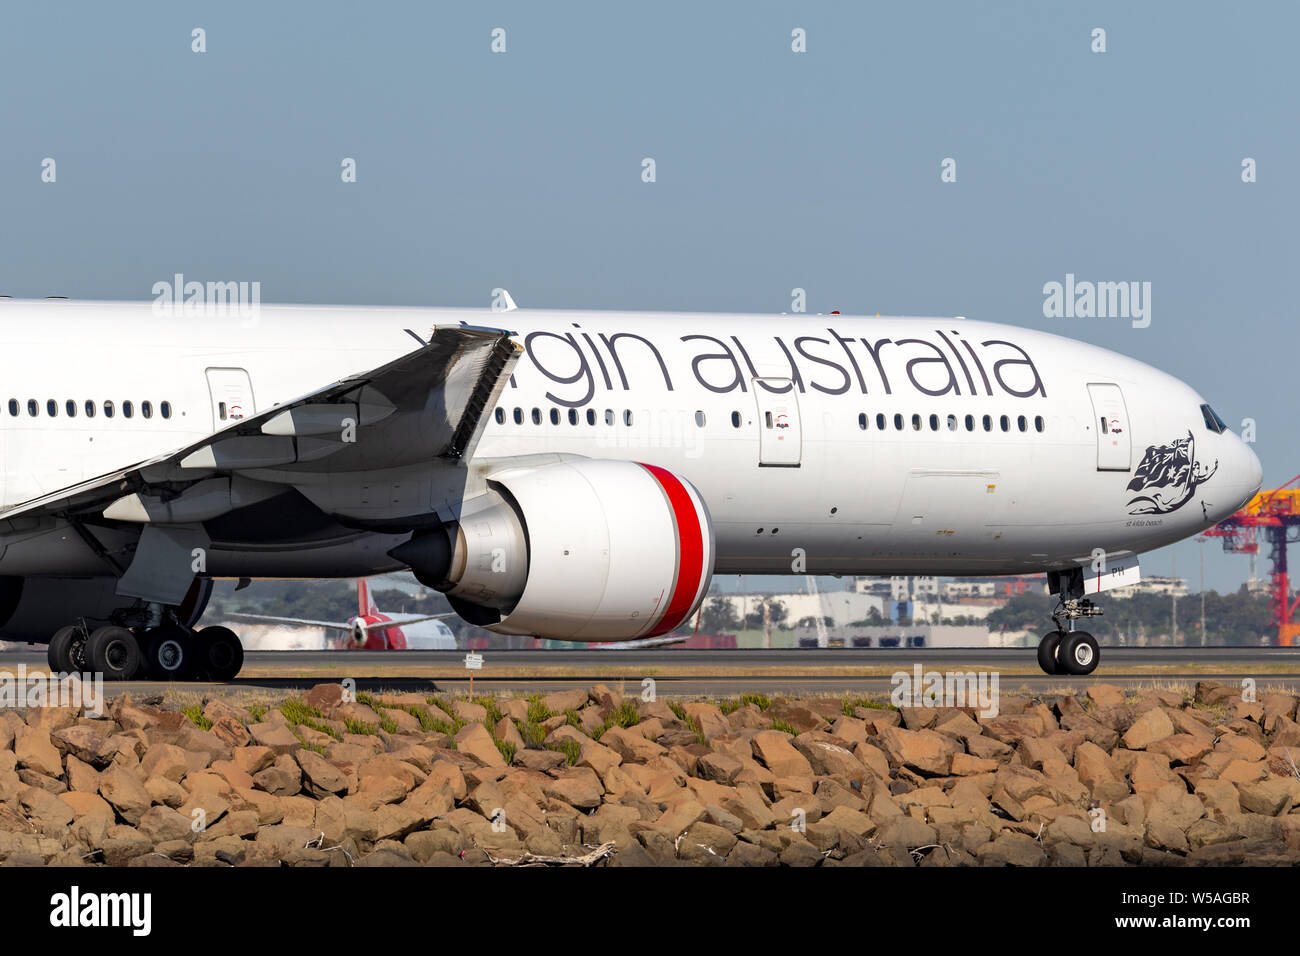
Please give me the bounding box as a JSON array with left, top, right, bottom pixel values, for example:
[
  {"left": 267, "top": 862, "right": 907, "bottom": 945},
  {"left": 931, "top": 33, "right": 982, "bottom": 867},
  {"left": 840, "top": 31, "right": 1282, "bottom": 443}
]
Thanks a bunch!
[{"left": 395, "top": 459, "right": 714, "bottom": 641}]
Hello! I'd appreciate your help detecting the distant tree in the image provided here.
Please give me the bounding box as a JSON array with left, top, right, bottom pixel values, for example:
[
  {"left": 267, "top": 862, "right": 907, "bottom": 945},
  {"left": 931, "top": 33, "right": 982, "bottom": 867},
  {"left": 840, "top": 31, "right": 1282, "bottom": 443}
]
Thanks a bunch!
[{"left": 700, "top": 596, "right": 740, "bottom": 633}]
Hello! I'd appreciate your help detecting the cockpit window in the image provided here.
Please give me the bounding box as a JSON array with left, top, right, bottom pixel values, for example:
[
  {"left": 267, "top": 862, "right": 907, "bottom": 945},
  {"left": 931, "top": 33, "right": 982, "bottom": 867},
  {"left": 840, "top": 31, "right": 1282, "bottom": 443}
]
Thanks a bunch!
[{"left": 1200, "top": 403, "right": 1228, "bottom": 434}]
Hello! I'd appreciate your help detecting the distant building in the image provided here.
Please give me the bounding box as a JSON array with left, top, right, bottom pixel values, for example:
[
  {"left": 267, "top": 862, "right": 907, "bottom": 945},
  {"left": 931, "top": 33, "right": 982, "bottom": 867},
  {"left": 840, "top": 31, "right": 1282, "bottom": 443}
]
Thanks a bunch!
[
  {"left": 723, "top": 591, "right": 886, "bottom": 629},
  {"left": 1110, "top": 575, "right": 1188, "bottom": 599},
  {"left": 791, "top": 623, "right": 993, "bottom": 649}
]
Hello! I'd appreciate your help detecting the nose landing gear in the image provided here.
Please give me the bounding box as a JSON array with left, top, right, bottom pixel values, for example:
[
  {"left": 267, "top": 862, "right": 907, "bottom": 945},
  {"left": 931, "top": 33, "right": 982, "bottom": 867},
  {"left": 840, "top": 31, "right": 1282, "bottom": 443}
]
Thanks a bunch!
[{"left": 1038, "top": 568, "right": 1104, "bottom": 676}]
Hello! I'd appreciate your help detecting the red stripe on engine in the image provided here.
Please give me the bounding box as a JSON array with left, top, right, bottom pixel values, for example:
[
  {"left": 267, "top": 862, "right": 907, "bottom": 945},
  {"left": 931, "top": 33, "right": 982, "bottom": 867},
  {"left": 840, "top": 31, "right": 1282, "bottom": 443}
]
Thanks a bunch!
[{"left": 640, "top": 463, "right": 704, "bottom": 637}]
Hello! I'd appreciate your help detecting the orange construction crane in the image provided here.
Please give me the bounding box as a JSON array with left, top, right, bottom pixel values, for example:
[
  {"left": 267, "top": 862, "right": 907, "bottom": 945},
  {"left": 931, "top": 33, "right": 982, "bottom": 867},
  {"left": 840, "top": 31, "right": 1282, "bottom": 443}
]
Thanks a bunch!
[{"left": 1203, "top": 473, "right": 1300, "bottom": 645}]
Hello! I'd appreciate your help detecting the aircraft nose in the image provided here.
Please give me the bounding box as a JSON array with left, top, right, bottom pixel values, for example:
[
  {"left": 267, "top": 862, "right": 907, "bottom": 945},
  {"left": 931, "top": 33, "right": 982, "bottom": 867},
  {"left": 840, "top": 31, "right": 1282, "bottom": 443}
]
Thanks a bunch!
[{"left": 1229, "top": 438, "right": 1263, "bottom": 510}]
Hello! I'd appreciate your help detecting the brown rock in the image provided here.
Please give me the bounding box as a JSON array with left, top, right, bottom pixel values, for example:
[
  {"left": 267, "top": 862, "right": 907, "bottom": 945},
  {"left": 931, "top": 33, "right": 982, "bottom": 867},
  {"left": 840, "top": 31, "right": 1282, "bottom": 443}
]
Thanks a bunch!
[
  {"left": 453, "top": 724, "right": 507, "bottom": 768},
  {"left": 248, "top": 722, "right": 301, "bottom": 755},
  {"left": 138, "top": 805, "right": 194, "bottom": 844},
  {"left": 294, "top": 749, "right": 349, "bottom": 797},
  {"left": 876, "top": 726, "right": 959, "bottom": 776},
  {"left": 543, "top": 768, "right": 603, "bottom": 809},
  {"left": 1122, "top": 709, "right": 1175, "bottom": 750},
  {"left": 1087, "top": 684, "right": 1127, "bottom": 710},
  {"left": 58, "top": 790, "right": 115, "bottom": 822},
  {"left": 98, "top": 765, "right": 153, "bottom": 825},
  {"left": 601, "top": 726, "right": 667, "bottom": 763},
  {"left": 697, "top": 752, "right": 744, "bottom": 786},
  {"left": 15, "top": 727, "right": 63, "bottom": 777}
]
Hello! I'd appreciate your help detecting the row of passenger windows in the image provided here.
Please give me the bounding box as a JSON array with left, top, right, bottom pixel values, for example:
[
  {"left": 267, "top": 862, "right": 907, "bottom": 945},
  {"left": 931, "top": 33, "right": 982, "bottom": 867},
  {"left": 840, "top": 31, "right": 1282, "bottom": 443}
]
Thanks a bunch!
[
  {"left": 493, "top": 406, "right": 1045, "bottom": 434},
  {"left": 497, "top": 406, "right": 642, "bottom": 427},
  {"left": 859, "top": 412, "right": 1045, "bottom": 434},
  {"left": 7, "top": 398, "right": 173, "bottom": 420}
]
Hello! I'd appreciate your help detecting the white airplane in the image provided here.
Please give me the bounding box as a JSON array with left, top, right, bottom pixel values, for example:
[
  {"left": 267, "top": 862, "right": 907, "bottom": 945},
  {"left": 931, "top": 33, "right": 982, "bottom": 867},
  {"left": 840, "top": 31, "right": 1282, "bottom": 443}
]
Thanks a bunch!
[
  {"left": 0, "top": 298, "right": 1259, "bottom": 680},
  {"left": 223, "top": 577, "right": 457, "bottom": 652}
]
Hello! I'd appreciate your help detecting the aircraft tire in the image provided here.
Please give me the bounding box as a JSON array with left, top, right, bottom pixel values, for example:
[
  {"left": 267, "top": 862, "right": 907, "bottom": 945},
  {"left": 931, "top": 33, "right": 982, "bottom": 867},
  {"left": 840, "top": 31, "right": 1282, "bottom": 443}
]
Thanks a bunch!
[
  {"left": 48, "top": 625, "right": 80, "bottom": 672},
  {"left": 195, "top": 626, "right": 244, "bottom": 682},
  {"left": 1057, "top": 631, "right": 1100, "bottom": 676},
  {"left": 88, "top": 626, "right": 143, "bottom": 681},
  {"left": 143, "top": 626, "right": 192, "bottom": 681},
  {"left": 1037, "top": 631, "right": 1062, "bottom": 676}
]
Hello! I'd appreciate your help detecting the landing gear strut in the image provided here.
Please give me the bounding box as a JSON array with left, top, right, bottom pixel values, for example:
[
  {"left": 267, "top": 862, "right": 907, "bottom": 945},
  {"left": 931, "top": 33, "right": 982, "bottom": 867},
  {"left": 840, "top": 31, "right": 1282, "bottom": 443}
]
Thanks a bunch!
[{"left": 1038, "top": 569, "right": 1103, "bottom": 676}]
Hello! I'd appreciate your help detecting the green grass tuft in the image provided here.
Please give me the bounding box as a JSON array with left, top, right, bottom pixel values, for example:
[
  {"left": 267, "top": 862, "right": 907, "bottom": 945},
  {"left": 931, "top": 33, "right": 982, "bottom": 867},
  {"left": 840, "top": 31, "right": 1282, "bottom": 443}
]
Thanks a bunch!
[
  {"left": 343, "top": 717, "right": 378, "bottom": 736},
  {"left": 519, "top": 721, "right": 547, "bottom": 749},
  {"left": 546, "top": 738, "right": 581, "bottom": 766},
  {"left": 181, "top": 703, "right": 212, "bottom": 730},
  {"left": 608, "top": 699, "right": 641, "bottom": 728},
  {"left": 526, "top": 696, "right": 552, "bottom": 724}
]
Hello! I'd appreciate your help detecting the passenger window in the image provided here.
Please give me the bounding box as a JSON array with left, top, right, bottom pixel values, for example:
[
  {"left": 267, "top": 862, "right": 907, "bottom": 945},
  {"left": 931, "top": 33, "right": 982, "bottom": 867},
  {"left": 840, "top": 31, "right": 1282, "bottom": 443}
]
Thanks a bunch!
[
  {"left": 587, "top": 409, "right": 596, "bottom": 425},
  {"left": 513, "top": 407, "right": 523, "bottom": 425},
  {"left": 1017, "top": 415, "right": 1026, "bottom": 432},
  {"left": 964, "top": 414, "right": 974, "bottom": 431},
  {"left": 66, "top": 400, "right": 77, "bottom": 418},
  {"left": 928, "top": 414, "right": 938, "bottom": 431},
  {"left": 696, "top": 411, "right": 706, "bottom": 428},
  {"left": 982, "top": 415, "right": 991, "bottom": 431},
  {"left": 85, "top": 400, "right": 96, "bottom": 419},
  {"left": 7, "top": 399, "right": 16, "bottom": 417},
  {"left": 531, "top": 408, "right": 541, "bottom": 425},
  {"left": 606, "top": 409, "right": 615, "bottom": 426},
  {"left": 911, "top": 414, "right": 921, "bottom": 431},
  {"left": 567, "top": 408, "right": 577, "bottom": 425},
  {"left": 894, "top": 413, "right": 903, "bottom": 430},
  {"left": 123, "top": 401, "right": 134, "bottom": 419},
  {"left": 624, "top": 410, "right": 633, "bottom": 426},
  {"left": 731, "top": 411, "right": 741, "bottom": 428},
  {"left": 103, "top": 401, "right": 115, "bottom": 419},
  {"left": 549, "top": 408, "right": 559, "bottom": 425},
  {"left": 858, "top": 413, "right": 867, "bottom": 430},
  {"left": 494, "top": 408, "right": 505, "bottom": 424},
  {"left": 141, "top": 401, "right": 152, "bottom": 419},
  {"left": 160, "top": 401, "right": 171, "bottom": 419},
  {"left": 1034, "top": 415, "right": 1044, "bottom": 433},
  {"left": 876, "top": 413, "right": 885, "bottom": 430},
  {"left": 1000, "top": 414, "right": 1009, "bottom": 432},
  {"left": 46, "top": 400, "right": 57, "bottom": 417},
  {"left": 27, "top": 399, "right": 37, "bottom": 417}
]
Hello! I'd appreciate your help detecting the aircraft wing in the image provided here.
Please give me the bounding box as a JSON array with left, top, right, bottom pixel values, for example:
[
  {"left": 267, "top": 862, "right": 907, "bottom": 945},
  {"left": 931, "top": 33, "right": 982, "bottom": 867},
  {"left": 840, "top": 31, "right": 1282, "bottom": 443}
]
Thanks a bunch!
[
  {"left": 593, "top": 635, "right": 690, "bottom": 649},
  {"left": 222, "top": 612, "right": 353, "bottom": 632},
  {"left": 358, "top": 612, "right": 458, "bottom": 632},
  {"left": 0, "top": 325, "right": 522, "bottom": 605}
]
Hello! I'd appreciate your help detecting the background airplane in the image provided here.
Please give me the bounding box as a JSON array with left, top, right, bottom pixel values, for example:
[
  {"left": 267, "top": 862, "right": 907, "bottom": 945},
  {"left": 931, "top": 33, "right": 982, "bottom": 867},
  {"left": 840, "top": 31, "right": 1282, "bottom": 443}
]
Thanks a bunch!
[{"left": 225, "top": 578, "right": 457, "bottom": 650}]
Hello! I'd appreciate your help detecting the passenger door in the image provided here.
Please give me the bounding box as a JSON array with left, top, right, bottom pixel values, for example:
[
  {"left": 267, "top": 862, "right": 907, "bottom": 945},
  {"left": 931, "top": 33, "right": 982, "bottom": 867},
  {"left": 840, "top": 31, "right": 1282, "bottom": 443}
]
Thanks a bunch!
[
  {"left": 1087, "top": 382, "right": 1131, "bottom": 471},
  {"left": 752, "top": 378, "right": 801, "bottom": 467},
  {"left": 205, "top": 367, "right": 255, "bottom": 431}
]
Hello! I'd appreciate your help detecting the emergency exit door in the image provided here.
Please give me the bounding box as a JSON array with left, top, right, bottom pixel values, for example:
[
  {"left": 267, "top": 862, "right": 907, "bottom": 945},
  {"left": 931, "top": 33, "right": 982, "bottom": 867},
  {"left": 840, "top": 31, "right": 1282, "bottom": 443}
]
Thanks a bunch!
[
  {"left": 205, "top": 367, "right": 255, "bottom": 430},
  {"left": 1087, "top": 382, "right": 1131, "bottom": 471},
  {"left": 753, "top": 377, "right": 801, "bottom": 466}
]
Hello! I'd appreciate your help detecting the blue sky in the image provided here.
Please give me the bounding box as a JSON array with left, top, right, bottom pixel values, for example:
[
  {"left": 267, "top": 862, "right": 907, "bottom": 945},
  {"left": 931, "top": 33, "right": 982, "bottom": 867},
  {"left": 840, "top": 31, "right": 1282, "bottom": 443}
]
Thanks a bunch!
[{"left": 1, "top": 1, "right": 1295, "bottom": 593}]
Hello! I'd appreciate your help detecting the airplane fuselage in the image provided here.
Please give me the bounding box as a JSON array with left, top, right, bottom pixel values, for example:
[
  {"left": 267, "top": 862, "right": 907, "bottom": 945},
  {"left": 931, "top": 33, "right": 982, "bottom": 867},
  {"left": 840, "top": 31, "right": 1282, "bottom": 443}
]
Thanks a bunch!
[{"left": 0, "top": 300, "right": 1262, "bottom": 582}]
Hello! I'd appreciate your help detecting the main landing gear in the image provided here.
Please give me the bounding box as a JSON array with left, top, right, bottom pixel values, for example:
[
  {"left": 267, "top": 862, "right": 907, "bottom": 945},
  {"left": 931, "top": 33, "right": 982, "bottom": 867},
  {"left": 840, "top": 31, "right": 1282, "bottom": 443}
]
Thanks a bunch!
[
  {"left": 1037, "top": 568, "right": 1103, "bottom": 676},
  {"left": 45, "top": 609, "right": 243, "bottom": 682}
]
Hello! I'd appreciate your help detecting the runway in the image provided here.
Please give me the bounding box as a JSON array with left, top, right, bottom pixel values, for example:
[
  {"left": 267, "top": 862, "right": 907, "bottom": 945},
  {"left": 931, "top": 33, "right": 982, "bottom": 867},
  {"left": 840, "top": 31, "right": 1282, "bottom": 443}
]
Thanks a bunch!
[{"left": 3, "top": 644, "right": 1298, "bottom": 698}]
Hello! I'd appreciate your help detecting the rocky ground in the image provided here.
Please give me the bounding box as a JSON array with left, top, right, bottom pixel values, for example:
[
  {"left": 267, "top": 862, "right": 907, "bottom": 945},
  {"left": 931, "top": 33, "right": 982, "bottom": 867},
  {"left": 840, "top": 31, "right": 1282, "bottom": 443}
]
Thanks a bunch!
[{"left": 3, "top": 680, "right": 1300, "bottom": 866}]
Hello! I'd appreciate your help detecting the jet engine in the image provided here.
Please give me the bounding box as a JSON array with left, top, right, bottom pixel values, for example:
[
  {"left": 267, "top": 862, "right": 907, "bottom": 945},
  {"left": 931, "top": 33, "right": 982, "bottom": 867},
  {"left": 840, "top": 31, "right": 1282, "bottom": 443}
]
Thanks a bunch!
[{"left": 391, "top": 459, "right": 714, "bottom": 641}]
